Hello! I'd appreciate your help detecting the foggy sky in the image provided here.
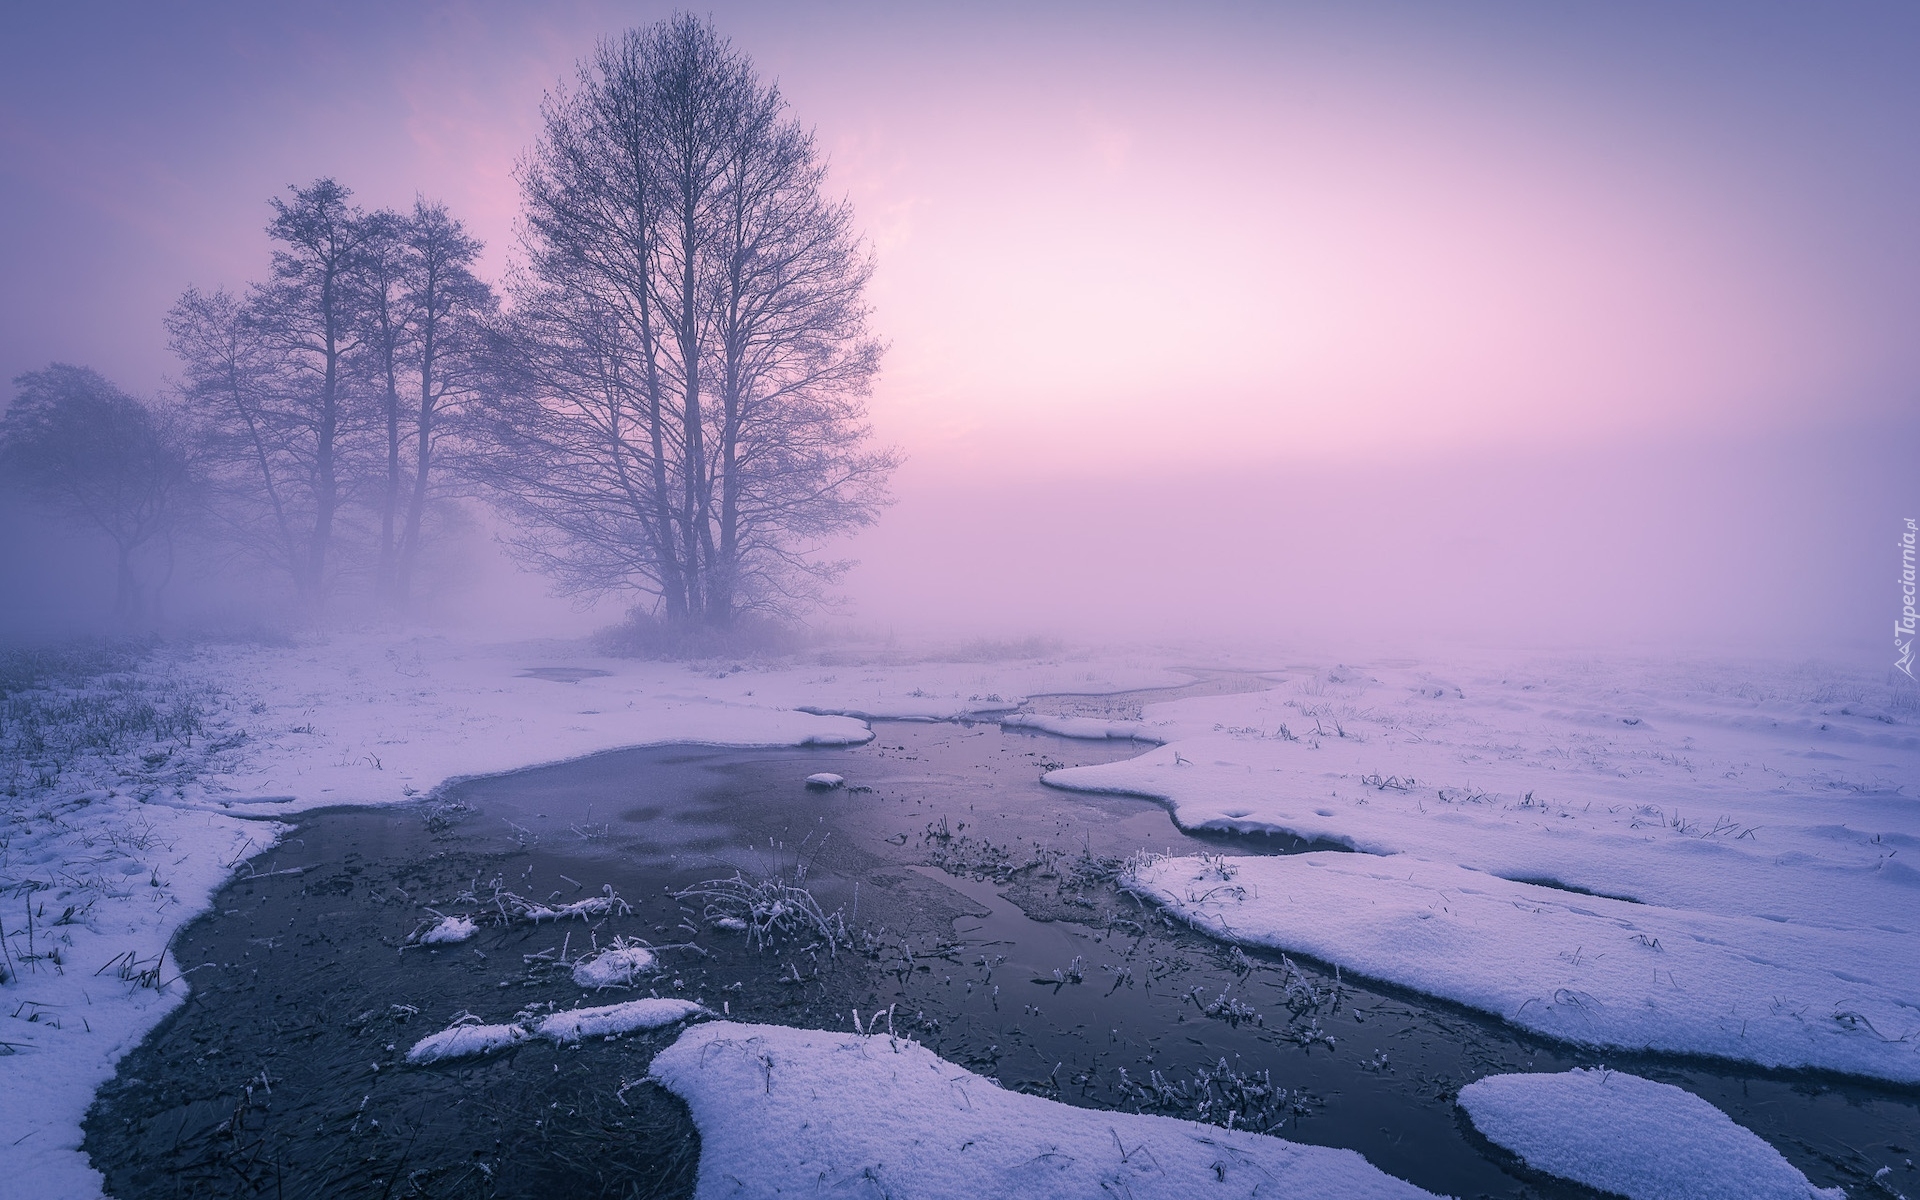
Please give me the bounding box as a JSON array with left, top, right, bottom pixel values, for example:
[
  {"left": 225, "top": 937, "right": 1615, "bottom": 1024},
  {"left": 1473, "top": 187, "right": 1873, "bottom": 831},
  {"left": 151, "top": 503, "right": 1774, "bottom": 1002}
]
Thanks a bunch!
[{"left": 3, "top": 2, "right": 1916, "bottom": 657}]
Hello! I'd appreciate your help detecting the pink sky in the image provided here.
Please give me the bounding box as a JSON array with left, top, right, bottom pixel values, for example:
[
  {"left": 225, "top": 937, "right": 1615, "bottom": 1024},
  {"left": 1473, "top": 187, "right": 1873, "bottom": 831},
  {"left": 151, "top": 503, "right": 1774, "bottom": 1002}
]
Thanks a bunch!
[{"left": 3, "top": 2, "right": 1915, "bottom": 651}]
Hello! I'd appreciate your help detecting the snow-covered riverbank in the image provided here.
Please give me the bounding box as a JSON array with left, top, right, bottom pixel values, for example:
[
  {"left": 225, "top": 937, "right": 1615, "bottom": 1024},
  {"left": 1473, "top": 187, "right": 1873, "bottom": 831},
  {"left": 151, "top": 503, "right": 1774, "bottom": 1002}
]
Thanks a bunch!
[
  {"left": 4, "top": 634, "right": 1914, "bottom": 1198},
  {"left": 0, "top": 631, "right": 1181, "bottom": 1200}
]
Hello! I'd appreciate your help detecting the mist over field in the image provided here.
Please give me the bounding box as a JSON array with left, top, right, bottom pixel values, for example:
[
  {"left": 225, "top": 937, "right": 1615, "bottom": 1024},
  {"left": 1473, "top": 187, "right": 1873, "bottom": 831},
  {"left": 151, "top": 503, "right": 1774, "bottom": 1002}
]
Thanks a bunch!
[{"left": 4, "top": 1, "right": 1916, "bottom": 664}]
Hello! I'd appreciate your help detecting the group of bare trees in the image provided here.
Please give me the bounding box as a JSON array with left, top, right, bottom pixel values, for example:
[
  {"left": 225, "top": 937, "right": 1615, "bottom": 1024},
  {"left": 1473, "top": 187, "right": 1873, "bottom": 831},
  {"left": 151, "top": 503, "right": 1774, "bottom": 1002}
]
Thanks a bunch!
[
  {"left": 2, "top": 15, "right": 891, "bottom": 635},
  {"left": 165, "top": 182, "right": 495, "bottom": 611}
]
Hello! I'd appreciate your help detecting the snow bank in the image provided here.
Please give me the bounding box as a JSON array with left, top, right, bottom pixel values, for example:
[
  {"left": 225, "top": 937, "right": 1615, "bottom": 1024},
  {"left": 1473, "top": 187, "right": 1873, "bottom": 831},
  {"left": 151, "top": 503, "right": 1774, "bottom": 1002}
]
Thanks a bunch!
[
  {"left": 1001, "top": 712, "right": 1164, "bottom": 742},
  {"left": 649, "top": 1020, "right": 1439, "bottom": 1199},
  {"left": 1126, "top": 852, "right": 1920, "bottom": 1083},
  {"left": 417, "top": 915, "right": 476, "bottom": 944},
  {"left": 797, "top": 698, "right": 1020, "bottom": 721},
  {"left": 805, "top": 771, "right": 846, "bottom": 789},
  {"left": 406, "top": 1021, "right": 531, "bottom": 1063},
  {"left": 571, "top": 942, "right": 658, "bottom": 988},
  {"left": 1458, "top": 1069, "right": 1843, "bottom": 1200},
  {"left": 536, "top": 998, "right": 706, "bottom": 1043}
]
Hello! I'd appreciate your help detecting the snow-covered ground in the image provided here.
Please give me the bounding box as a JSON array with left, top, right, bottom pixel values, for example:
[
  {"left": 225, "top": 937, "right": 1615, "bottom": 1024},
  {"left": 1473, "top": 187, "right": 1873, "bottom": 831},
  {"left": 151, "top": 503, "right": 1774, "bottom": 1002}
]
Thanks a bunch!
[
  {"left": 2, "top": 634, "right": 1914, "bottom": 1197},
  {"left": 1047, "top": 659, "right": 1920, "bottom": 1083},
  {"left": 649, "top": 1020, "right": 1440, "bottom": 1199},
  {"left": 1457, "top": 1068, "right": 1843, "bottom": 1199},
  {"left": 0, "top": 631, "right": 1181, "bottom": 1200}
]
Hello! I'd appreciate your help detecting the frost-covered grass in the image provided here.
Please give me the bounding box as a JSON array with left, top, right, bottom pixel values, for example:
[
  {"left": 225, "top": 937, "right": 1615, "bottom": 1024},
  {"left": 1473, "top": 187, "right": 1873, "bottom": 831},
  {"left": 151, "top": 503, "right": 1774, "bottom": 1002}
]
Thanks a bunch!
[
  {"left": 0, "top": 640, "right": 226, "bottom": 799},
  {"left": 678, "top": 853, "right": 850, "bottom": 951},
  {"left": 571, "top": 937, "right": 658, "bottom": 988},
  {"left": 1457, "top": 1069, "right": 1844, "bottom": 1200}
]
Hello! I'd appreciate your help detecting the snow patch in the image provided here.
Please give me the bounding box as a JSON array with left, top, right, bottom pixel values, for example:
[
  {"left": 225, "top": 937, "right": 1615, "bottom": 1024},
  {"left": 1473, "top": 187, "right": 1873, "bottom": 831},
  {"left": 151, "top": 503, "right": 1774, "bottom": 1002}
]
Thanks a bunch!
[
  {"left": 570, "top": 941, "right": 659, "bottom": 988},
  {"left": 406, "top": 1021, "right": 531, "bottom": 1063},
  {"left": 1458, "top": 1069, "right": 1843, "bottom": 1200},
  {"left": 649, "top": 1020, "right": 1439, "bottom": 1199},
  {"left": 1125, "top": 852, "right": 1920, "bottom": 1083},
  {"left": 804, "top": 771, "right": 845, "bottom": 789},
  {"left": 536, "top": 998, "right": 706, "bottom": 1043},
  {"left": 417, "top": 915, "right": 476, "bottom": 944},
  {"left": 408, "top": 999, "right": 706, "bottom": 1061}
]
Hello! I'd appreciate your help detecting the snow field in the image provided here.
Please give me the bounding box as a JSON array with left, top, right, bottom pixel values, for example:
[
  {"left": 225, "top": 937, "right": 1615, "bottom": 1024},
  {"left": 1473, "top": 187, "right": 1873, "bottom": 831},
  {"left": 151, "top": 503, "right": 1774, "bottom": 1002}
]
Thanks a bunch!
[
  {"left": 1457, "top": 1068, "right": 1844, "bottom": 1200},
  {"left": 1041, "top": 659, "right": 1920, "bottom": 1084}
]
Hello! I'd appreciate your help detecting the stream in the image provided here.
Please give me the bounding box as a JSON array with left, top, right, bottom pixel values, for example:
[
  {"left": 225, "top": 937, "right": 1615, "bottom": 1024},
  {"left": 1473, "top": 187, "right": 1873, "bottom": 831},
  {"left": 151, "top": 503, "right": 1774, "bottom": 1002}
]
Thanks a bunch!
[{"left": 83, "top": 692, "right": 1919, "bottom": 1198}]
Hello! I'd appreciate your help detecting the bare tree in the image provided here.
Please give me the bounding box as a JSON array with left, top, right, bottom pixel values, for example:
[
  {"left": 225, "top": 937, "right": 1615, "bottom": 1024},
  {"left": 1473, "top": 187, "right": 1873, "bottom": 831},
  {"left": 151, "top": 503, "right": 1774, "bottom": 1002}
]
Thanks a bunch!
[
  {"left": 166, "top": 287, "right": 307, "bottom": 588},
  {"left": 0, "top": 365, "right": 190, "bottom": 621},
  {"left": 169, "top": 180, "right": 370, "bottom": 608},
  {"left": 348, "top": 200, "right": 495, "bottom": 607},
  {"left": 252, "top": 179, "right": 366, "bottom": 601},
  {"left": 351, "top": 208, "right": 412, "bottom": 601},
  {"left": 393, "top": 200, "right": 495, "bottom": 605},
  {"left": 484, "top": 15, "right": 894, "bottom": 628}
]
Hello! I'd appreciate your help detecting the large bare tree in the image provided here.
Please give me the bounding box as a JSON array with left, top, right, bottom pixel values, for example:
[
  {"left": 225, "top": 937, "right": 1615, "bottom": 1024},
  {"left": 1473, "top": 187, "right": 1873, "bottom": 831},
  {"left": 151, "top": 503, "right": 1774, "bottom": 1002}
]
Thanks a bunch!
[{"left": 482, "top": 15, "right": 894, "bottom": 628}]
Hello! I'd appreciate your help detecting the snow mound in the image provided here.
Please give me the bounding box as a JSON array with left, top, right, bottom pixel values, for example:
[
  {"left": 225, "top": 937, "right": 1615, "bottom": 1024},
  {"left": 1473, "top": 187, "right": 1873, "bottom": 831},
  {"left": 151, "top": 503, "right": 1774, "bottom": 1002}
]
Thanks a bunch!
[
  {"left": 571, "top": 941, "right": 658, "bottom": 988},
  {"left": 1458, "top": 1069, "right": 1843, "bottom": 1200},
  {"left": 1002, "top": 713, "right": 1163, "bottom": 742},
  {"left": 408, "top": 999, "right": 706, "bottom": 1061},
  {"left": 418, "top": 915, "right": 476, "bottom": 944},
  {"left": 406, "top": 1021, "right": 529, "bottom": 1063},
  {"left": 1125, "top": 852, "right": 1920, "bottom": 1083},
  {"left": 649, "top": 1020, "right": 1439, "bottom": 1199},
  {"left": 804, "top": 772, "right": 845, "bottom": 789},
  {"left": 536, "top": 998, "right": 707, "bottom": 1043}
]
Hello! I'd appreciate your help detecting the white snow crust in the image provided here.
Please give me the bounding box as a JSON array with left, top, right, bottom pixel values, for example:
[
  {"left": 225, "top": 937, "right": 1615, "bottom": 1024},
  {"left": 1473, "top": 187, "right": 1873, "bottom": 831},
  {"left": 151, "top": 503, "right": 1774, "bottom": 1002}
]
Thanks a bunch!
[
  {"left": 536, "top": 997, "right": 705, "bottom": 1043},
  {"left": 805, "top": 771, "right": 846, "bottom": 788},
  {"left": 648, "top": 1020, "right": 1440, "bottom": 1199},
  {"left": 1127, "top": 852, "right": 1920, "bottom": 1081},
  {"left": 1457, "top": 1068, "right": 1844, "bottom": 1200},
  {"left": 406, "top": 1021, "right": 531, "bottom": 1063}
]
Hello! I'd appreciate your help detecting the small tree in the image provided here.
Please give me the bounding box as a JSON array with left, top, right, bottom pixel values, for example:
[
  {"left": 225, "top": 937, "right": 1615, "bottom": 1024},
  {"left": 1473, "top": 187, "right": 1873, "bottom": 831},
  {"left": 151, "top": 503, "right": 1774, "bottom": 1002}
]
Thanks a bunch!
[
  {"left": 0, "top": 365, "right": 190, "bottom": 622},
  {"left": 483, "top": 15, "right": 895, "bottom": 629}
]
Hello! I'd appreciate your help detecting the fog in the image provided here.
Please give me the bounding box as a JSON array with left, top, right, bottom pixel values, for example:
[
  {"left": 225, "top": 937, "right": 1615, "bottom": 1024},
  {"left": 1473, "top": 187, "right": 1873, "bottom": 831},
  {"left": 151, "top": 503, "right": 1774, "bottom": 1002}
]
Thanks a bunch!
[{"left": 2, "top": 1, "right": 1915, "bottom": 667}]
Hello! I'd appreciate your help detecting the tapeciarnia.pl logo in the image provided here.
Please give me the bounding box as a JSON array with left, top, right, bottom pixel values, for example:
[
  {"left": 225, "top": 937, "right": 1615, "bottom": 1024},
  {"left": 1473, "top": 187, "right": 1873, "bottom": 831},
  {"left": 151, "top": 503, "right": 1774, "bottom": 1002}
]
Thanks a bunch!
[{"left": 1899, "top": 517, "right": 1917, "bottom": 679}]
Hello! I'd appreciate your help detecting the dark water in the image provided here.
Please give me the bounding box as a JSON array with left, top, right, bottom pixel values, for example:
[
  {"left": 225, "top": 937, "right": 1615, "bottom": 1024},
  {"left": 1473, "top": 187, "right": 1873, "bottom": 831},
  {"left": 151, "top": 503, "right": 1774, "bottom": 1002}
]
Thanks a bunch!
[{"left": 85, "top": 718, "right": 1919, "bottom": 1199}]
